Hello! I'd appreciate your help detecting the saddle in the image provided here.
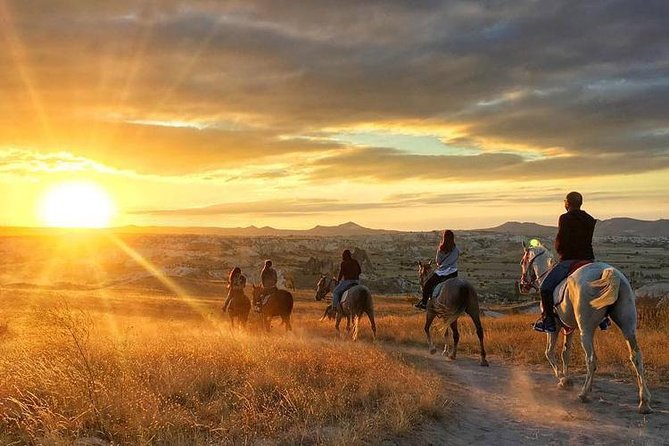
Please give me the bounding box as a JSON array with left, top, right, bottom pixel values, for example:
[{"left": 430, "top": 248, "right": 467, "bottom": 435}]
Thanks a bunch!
[
  {"left": 260, "top": 287, "right": 278, "bottom": 306},
  {"left": 568, "top": 260, "right": 593, "bottom": 276},
  {"left": 554, "top": 260, "right": 594, "bottom": 306},
  {"left": 339, "top": 282, "right": 359, "bottom": 304},
  {"left": 554, "top": 260, "right": 595, "bottom": 334}
]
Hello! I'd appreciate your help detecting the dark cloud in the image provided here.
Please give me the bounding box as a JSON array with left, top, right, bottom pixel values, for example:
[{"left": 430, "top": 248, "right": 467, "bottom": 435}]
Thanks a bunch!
[
  {"left": 308, "top": 147, "right": 669, "bottom": 181},
  {"left": 1, "top": 0, "right": 667, "bottom": 177}
]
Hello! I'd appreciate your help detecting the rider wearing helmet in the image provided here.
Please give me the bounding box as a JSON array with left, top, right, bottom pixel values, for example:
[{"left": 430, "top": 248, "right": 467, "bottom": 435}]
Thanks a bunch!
[{"left": 533, "top": 192, "right": 596, "bottom": 332}]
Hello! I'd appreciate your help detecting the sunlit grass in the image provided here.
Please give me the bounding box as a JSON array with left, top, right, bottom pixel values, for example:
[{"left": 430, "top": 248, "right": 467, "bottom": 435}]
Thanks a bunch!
[{"left": 0, "top": 290, "right": 444, "bottom": 445}]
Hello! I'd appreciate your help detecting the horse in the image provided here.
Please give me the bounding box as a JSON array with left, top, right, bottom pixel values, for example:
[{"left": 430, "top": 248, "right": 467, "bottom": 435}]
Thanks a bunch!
[
  {"left": 251, "top": 284, "right": 294, "bottom": 332},
  {"left": 417, "top": 261, "right": 488, "bottom": 366},
  {"left": 225, "top": 288, "right": 251, "bottom": 328},
  {"left": 519, "top": 241, "right": 652, "bottom": 413},
  {"left": 315, "top": 275, "right": 376, "bottom": 341}
]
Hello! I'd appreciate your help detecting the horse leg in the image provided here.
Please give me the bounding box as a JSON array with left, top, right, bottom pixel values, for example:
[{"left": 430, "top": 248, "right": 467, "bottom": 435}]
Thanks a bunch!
[
  {"left": 335, "top": 312, "right": 342, "bottom": 339},
  {"left": 578, "top": 329, "right": 597, "bottom": 403},
  {"left": 559, "top": 330, "right": 575, "bottom": 389},
  {"left": 367, "top": 311, "right": 377, "bottom": 341},
  {"left": 442, "top": 326, "right": 449, "bottom": 357},
  {"left": 445, "top": 320, "right": 460, "bottom": 360},
  {"left": 351, "top": 315, "right": 359, "bottom": 341},
  {"left": 624, "top": 334, "right": 652, "bottom": 414},
  {"left": 545, "top": 331, "right": 561, "bottom": 383},
  {"left": 466, "top": 308, "right": 488, "bottom": 367},
  {"left": 282, "top": 315, "right": 292, "bottom": 332},
  {"left": 424, "top": 311, "right": 437, "bottom": 355},
  {"left": 611, "top": 294, "right": 652, "bottom": 413}
]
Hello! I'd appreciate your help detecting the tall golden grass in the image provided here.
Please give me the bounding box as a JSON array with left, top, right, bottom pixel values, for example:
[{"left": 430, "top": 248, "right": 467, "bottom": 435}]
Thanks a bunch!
[
  {"left": 1, "top": 287, "right": 666, "bottom": 445},
  {"left": 0, "top": 290, "right": 443, "bottom": 445}
]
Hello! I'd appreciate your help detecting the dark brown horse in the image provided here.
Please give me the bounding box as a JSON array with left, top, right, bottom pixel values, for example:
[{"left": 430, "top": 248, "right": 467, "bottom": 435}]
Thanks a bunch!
[
  {"left": 252, "top": 285, "right": 294, "bottom": 332},
  {"left": 418, "top": 261, "right": 488, "bottom": 366},
  {"left": 225, "top": 288, "right": 251, "bottom": 328}
]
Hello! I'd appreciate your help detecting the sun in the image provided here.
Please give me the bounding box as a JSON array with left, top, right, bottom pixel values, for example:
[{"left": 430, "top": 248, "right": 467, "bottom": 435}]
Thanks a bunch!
[{"left": 39, "top": 181, "right": 116, "bottom": 228}]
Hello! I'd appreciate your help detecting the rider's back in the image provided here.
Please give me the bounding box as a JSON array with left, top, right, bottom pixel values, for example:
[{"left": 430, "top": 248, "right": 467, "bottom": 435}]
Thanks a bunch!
[{"left": 555, "top": 209, "right": 596, "bottom": 261}]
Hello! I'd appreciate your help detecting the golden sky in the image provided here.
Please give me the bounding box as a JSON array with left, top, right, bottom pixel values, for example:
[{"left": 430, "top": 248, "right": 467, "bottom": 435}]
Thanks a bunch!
[{"left": 1, "top": 1, "right": 668, "bottom": 230}]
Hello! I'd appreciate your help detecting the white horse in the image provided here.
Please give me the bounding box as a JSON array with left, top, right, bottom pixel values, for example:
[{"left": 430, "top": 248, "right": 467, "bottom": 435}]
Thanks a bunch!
[{"left": 519, "top": 242, "right": 652, "bottom": 413}]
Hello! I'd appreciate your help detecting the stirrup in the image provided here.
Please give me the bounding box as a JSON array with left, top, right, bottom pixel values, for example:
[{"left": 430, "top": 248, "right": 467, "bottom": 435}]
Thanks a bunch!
[
  {"left": 532, "top": 318, "right": 556, "bottom": 333},
  {"left": 599, "top": 316, "right": 611, "bottom": 331}
]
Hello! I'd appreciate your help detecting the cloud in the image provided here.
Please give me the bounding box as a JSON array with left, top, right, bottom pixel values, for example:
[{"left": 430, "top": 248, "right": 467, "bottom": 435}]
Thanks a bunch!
[
  {"left": 130, "top": 188, "right": 667, "bottom": 218},
  {"left": 307, "top": 147, "right": 669, "bottom": 181},
  {"left": 1, "top": 0, "right": 667, "bottom": 180}
]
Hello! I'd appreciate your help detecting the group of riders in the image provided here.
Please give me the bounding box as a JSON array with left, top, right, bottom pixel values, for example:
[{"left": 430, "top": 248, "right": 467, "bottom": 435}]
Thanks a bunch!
[{"left": 223, "top": 191, "right": 603, "bottom": 333}]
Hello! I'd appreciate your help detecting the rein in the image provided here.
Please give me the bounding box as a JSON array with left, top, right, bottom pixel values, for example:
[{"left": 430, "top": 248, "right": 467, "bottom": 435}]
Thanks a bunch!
[{"left": 521, "top": 249, "right": 550, "bottom": 291}]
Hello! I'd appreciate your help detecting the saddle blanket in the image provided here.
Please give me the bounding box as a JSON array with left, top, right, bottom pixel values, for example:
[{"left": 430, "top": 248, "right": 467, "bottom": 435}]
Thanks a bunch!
[
  {"left": 554, "top": 260, "right": 593, "bottom": 306},
  {"left": 339, "top": 282, "right": 359, "bottom": 305}
]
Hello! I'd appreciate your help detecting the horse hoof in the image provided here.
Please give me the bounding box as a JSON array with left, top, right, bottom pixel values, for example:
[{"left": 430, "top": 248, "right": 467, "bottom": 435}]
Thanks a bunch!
[
  {"left": 578, "top": 394, "right": 590, "bottom": 403},
  {"left": 448, "top": 354, "right": 457, "bottom": 361},
  {"left": 430, "top": 347, "right": 437, "bottom": 355},
  {"left": 558, "top": 378, "right": 573, "bottom": 389},
  {"left": 479, "top": 359, "right": 489, "bottom": 367},
  {"left": 638, "top": 405, "right": 653, "bottom": 415}
]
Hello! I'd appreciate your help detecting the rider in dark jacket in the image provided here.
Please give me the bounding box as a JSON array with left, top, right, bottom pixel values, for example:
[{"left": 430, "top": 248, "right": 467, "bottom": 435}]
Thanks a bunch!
[{"left": 533, "top": 192, "right": 596, "bottom": 333}]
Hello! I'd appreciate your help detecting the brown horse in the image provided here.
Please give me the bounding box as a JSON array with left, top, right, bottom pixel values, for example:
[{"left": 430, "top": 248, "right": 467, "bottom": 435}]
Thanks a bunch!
[
  {"left": 225, "top": 288, "right": 251, "bottom": 328},
  {"left": 252, "top": 285, "right": 294, "bottom": 332},
  {"left": 315, "top": 276, "right": 376, "bottom": 341},
  {"left": 418, "top": 261, "right": 488, "bottom": 366}
]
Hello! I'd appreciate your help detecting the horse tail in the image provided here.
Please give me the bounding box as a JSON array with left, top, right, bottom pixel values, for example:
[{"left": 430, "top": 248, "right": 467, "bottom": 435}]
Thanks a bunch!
[{"left": 589, "top": 267, "right": 620, "bottom": 310}]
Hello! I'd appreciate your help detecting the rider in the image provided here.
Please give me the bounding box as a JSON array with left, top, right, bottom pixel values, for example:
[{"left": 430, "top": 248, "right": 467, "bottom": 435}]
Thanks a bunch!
[
  {"left": 223, "top": 266, "right": 246, "bottom": 311},
  {"left": 259, "top": 259, "right": 278, "bottom": 299},
  {"left": 415, "top": 230, "right": 459, "bottom": 310},
  {"left": 331, "top": 249, "right": 361, "bottom": 311},
  {"left": 533, "top": 192, "right": 596, "bottom": 333}
]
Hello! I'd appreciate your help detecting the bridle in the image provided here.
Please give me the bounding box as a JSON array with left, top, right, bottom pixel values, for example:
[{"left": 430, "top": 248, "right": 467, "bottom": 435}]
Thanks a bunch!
[
  {"left": 417, "top": 262, "right": 433, "bottom": 290},
  {"left": 315, "top": 277, "right": 334, "bottom": 301},
  {"left": 520, "top": 248, "right": 551, "bottom": 292}
]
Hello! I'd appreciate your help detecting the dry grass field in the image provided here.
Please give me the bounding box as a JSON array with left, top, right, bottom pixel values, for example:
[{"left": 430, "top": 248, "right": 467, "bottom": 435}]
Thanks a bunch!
[
  {"left": 0, "top": 282, "right": 667, "bottom": 445},
  {"left": 0, "top": 287, "right": 445, "bottom": 446}
]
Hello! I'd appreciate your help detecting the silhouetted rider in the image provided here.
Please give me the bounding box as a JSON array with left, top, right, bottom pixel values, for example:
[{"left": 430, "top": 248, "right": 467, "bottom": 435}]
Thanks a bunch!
[{"left": 533, "top": 192, "right": 596, "bottom": 333}]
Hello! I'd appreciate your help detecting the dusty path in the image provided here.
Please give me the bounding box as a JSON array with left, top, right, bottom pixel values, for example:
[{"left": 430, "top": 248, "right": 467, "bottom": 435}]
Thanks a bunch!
[{"left": 388, "top": 347, "right": 669, "bottom": 446}]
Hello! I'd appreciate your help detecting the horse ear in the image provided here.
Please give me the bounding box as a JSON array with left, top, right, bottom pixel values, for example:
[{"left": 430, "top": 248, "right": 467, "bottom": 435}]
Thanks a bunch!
[
  {"left": 521, "top": 240, "right": 527, "bottom": 250},
  {"left": 428, "top": 260, "right": 433, "bottom": 266}
]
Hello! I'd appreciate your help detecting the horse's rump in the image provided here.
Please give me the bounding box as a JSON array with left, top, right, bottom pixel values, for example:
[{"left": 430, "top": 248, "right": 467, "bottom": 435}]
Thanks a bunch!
[
  {"left": 264, "top": 289, "right": 294, "bottom": 315},
  {"left": 560, "top": 263, "right": 622, "bottom": 310},
  {"left": 431, "top": 278, "right": 472, "bottom": 318},
  {"left": 342, "top": 285, "right": 373, "bottom": 316}
]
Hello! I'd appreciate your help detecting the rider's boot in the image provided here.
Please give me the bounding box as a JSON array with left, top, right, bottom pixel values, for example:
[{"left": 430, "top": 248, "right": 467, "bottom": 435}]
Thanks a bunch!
[
  {"left": 414, "top": 297, "right": 427, "bottom": 310},
  {"left": 599, "top": 315, "right": 611, "bottom": 330},
  {"left": 533, "top": 290, "right": 557, "bottom": 333}
]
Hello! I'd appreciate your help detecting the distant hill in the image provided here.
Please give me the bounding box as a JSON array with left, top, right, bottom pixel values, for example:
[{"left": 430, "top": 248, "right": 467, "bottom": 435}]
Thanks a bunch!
[
  {"left": 480, "top": 218, "right": 669, "bottom": 238},
  {"left": 595, "top": 218, "right": 669, "bottom": 237},
  {"left": 0, "top": 221, "right": 395, "bottom": 237},
  {"left": 479, "top": 221, "right": 557, "bottom": 237},
  {"left": 1, "top": 217, "right": 665, "bottom": 238}
]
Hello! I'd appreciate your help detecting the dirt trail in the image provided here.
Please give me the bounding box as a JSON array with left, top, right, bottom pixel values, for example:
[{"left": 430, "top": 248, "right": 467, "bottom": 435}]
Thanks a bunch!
[{"left": 388, "top": 347, "right": 669, "bottom": 446}]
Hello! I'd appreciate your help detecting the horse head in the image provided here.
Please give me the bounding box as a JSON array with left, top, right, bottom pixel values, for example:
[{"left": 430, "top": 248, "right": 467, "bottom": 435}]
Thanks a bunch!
[
  {"left": 519, "top": 241, "right": 552, "bottom": 294},
  {"left": 251, "top": 283, "right": 263, "bottom": 307},
  {"left": 314, "top": 275, "right": 333, "bottom": 301},
  {"left": 416, "top": 260, "right": 433, "bottom": 287}
]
